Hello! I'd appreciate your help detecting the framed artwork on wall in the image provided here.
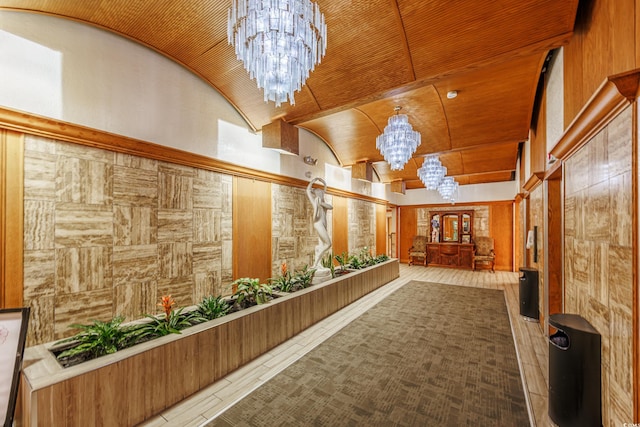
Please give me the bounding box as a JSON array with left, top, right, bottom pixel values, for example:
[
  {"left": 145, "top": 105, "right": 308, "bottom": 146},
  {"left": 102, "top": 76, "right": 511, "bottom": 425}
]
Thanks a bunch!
[{"left": 0, "top": 307, "right": 30, "bottom": 427}]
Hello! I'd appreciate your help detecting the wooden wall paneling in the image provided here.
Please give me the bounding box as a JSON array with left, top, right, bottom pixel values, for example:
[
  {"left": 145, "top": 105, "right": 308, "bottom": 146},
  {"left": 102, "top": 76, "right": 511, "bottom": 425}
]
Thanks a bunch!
[
  {"left": 331, "top": 195, "right": 348, "bottom": 259},
  {"left": 514, "top": 195, "right": 523, "bottom": 271},
  {"left": 1, "top": 129, "right": 24, "bottom": 308},
  {"left": 633, "top": 99, "right": 639, "bottom": 423},
  {"left": 563, "top": 0, "right": 636, "bottom": 127},
  {"left": 398, "top": 207, "right": 417, "bottom": 264},
  {"left": 232, "top": 177, "right": 272, "bottom": 282},
  {"left": 489, "top": 203, "right": 514, "bottom": 271},
  {"left": 546, "top": 175, "right": 563, "bottom": 318},
  {"left": 375, "top": 203, "right": 387, "bottom": 256}
]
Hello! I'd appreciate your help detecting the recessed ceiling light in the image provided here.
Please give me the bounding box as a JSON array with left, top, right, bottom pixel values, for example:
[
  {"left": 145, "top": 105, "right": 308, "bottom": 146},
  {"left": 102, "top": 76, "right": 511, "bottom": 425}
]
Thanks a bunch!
[{"left": 447, "top": 90, "right": 458, "bottom": 99}]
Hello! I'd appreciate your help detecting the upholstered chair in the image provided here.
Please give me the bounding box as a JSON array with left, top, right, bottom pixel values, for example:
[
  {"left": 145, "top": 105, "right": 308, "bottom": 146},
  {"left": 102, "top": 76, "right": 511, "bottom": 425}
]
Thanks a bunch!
[
  {"left": 408, "top": 235, "right": 428, "bottom": 266},
  {"left": 473, "top": 236, "right": 496, "bottom": 272}
]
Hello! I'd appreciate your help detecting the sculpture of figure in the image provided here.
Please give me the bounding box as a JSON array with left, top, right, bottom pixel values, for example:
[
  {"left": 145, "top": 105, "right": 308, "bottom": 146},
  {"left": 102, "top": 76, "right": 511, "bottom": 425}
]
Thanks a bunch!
[{"left": 306, "top": 177, "right": 333, "bottom": 268}]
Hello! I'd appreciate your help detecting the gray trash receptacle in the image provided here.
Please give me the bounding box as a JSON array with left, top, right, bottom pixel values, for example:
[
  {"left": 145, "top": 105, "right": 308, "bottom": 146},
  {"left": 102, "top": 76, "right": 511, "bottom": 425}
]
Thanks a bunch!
[{"left": 548, "top": 313, "right": 601, "bottom": 427}]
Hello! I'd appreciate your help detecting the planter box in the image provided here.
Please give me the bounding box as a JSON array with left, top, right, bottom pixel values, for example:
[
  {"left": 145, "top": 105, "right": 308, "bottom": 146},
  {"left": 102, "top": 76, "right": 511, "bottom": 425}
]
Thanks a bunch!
[{"left": 20, "top": 259, "right": 399, "bottom": 426}]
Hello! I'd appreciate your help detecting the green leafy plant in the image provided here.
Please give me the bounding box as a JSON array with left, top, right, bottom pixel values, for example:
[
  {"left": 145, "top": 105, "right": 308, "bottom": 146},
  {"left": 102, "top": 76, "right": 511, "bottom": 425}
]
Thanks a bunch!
[
  {"left": 292, "top": 265, "right": 316, "bottom": 289},
  {"left": 55, "top": 316, "right": 144, "bottom": 360},
  {"left": 375, "top": 253, "right": 389, "bottom": 263},
  {"left": 270, "top": 262, "right": 295, "bottom": 292},
  {"left": 197, "top": 295, "right": 231, "bottom": 320},
  {"left": 335, "top": 252, "right": 349, "bottom": 270},
  {"left": 232, "top": 277, "right": 272, "bottom": 306},
  {"left": 321, "top": 253, "right": 335, "bottom": 278}
]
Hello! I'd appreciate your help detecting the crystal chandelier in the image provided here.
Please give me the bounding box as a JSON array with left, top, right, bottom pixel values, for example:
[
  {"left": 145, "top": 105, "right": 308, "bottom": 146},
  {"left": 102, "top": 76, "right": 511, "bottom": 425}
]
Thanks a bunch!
[
  {"left": 228, "top": 0, "right": 327, "bottom": 107},
  {"left": 438, "top": 176, "right": 458, "bottom": 201},
  {"left": 417, "top": 155, "right": 446, "bottom": 190},
  {"left": 376, "top": 106, "right": 422, "bottom": 171}
]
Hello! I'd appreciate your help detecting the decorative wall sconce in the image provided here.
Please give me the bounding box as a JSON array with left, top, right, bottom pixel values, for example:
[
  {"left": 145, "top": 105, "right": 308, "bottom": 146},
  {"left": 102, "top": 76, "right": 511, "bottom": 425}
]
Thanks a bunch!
[{"left": 303, "top": 156, "right": 318, "bottom": 165}]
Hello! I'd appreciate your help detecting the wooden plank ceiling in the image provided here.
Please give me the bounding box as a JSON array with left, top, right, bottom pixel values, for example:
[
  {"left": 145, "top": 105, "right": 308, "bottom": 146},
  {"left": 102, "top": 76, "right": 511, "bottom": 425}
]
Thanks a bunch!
[{"left": 0, "top": 0, "right": 580, "bottom": 187}]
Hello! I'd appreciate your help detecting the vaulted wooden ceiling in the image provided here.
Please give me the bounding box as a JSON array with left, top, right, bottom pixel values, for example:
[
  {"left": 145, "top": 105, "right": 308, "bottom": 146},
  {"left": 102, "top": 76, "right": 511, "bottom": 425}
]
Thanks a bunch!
[{"left": 0, "top": 0, "right": 580, "bottom": 188}]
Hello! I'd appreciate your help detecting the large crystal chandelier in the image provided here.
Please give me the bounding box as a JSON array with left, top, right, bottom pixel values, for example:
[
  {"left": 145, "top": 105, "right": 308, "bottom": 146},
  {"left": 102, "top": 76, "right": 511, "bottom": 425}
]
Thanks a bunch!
[
  {"left": 417, "top": 155, "right": 446, "bottom": 190},
  {"left": 228, "top": 0, "right": 327, "bottom": 107},
  {"left": 438, "top": 176, "right": 458, "bottom": 201},
  {"left": 376, "top": 106, "right": 422, "bottom": 171}
]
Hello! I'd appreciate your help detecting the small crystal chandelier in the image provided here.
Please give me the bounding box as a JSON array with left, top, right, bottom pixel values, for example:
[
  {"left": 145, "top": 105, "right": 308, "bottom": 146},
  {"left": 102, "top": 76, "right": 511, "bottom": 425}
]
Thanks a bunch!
[
  {"left": 376, "top": 106, "right": 422, "bottom": 171},
  {"left": 417, "top": 155, "right": 446, "bottom": 190},
  {"left": 228, "top": 0, "right": 327, "bottom": 107},
  {"left": 438, "top": 176, "right": 458, "bottom": 201}
]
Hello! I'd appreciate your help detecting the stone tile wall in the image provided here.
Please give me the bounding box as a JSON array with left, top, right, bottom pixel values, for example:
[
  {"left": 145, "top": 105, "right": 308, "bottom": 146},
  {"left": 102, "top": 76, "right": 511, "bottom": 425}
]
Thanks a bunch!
[
  {"left": 23, "top": 135, "right": 232, "bottom": 345},
  {"left": 348, "top": 199, "right": 376, "bottom": 255},
  {"left": 563, "top": 106, "right": 633, "bottom": 425}
]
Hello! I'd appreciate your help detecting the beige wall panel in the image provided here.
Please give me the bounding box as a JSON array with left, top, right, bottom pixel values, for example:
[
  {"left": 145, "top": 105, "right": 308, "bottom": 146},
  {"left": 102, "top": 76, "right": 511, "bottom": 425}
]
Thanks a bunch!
[
  {"left": 348, "top": 198, "right": 376, "bottom": 254},
  {"left": 22, "top": 136, "right": 233, "bottom": 344},
  {"left": 54, "top": 289, "right": 113, "bottom": 339},
  {"left": 114, "top": 205, "right": 158, "bottom": 246},
  {"left": 113, "top": 165, "right": 158, "bottom": 206},
  {"left": 112, "top": 244, "right": 157, "bottom": 287},
  {"left": 55, "top": 205, "right": 114, "bottom": 247},
  {"left": 23, "top": 250, "right": 54, "bottom": 300},
  {"left": 114, "top": 280, "right": 157, "bottom": 321},
  {"left": 24, "top": 200, "right": 55, "bottom": 250},
  {"left": 563, "top": 105, "right": 633, "bottom": 424},
  {"left": 158, "top": 163, "right": 194, "bottom": 210},
  {"left": 55, "top": 247, "right": 113, "bottom": 294},
  {"left": 157, "top": 210, "right": 193, "bottom": 242}
]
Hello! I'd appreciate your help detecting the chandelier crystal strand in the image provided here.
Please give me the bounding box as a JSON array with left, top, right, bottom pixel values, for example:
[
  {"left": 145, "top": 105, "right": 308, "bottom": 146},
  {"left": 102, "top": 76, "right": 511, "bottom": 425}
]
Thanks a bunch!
[
  {"left": 417, "top": 155, "right": 446, "bottom": 190},
  {"left": 228, "top": 0, "right": 327, "bottom": 107},
  {"left": 438, "top": 176, "right": 458, "bottom": 201},
  {"left": 376, "top": 107, "right": 422, "bottom": 171}
]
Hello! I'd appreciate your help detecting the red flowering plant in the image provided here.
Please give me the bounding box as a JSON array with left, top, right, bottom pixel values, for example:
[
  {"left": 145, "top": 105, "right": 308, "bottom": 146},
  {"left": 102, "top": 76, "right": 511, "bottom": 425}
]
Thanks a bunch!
[
  {"left": 269, "top": 262, "right": 294, "bottom": 292},
  {"left": 140, "top": 294, "right": 205, "bottom": 336}
]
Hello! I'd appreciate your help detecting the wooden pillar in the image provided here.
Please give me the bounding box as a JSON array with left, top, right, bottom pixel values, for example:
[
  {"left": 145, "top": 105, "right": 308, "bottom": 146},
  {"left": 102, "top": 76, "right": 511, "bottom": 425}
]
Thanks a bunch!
[{"left": 1, "top": 129, "right": 24, "bottom": 308}]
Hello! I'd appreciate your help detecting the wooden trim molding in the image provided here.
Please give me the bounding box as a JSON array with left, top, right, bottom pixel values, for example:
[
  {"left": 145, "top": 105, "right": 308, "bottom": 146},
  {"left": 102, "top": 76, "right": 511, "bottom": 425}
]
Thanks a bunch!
[
  {"left": 0, "top": 106, "right": 387, "bottom": 206},
  {"left": 523, "top": 171, "right": 545, "bottom": 194},
  {"left": 1, "top": 130, "right": 24, "bottom": 308},
  {"left": 551, "top": 69, "right": 640, "bottom": 161}
]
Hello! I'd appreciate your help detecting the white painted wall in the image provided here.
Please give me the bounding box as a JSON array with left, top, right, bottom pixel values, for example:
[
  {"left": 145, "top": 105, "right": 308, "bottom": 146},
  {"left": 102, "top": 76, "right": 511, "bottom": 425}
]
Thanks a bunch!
[
  {"left": 546, "top": 48, "right": 564, "bottom": 156},
  {"left": 0, "top": 10, "right": 519, "bottom": 205},
  {"left": 391, "top": 180, "right": 518, "bottom": 205}
]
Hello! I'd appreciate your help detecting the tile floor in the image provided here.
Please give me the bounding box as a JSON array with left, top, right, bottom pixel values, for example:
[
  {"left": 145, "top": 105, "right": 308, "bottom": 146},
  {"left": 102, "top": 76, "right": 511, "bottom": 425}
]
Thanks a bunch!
[{"left": 140, "top": 264, "right": 551, "bottom": 427}]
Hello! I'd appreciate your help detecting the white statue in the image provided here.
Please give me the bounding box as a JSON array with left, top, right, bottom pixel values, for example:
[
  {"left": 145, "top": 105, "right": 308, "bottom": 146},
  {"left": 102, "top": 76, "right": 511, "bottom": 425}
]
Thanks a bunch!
[{"left": 306, "top": 177, "right": 333, "bottom": 270}]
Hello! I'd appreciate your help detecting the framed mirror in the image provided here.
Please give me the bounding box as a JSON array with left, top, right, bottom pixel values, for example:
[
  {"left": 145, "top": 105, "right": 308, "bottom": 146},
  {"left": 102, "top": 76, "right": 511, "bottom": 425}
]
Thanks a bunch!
[
  {"left": 442, "top": 214, "right": 458, "bottom": 242},
  {"left": 462, "top": 214, "right": 471, "bottom": 233},
  {"left": 429, "top": 210, "right": 473, "bottom": 244}
]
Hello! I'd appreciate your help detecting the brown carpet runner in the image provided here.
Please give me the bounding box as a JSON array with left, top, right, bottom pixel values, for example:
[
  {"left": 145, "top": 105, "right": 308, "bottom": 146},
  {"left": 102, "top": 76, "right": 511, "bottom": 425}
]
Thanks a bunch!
[{"left": 205, "top": 281, "right": 529, "bottom": 426}]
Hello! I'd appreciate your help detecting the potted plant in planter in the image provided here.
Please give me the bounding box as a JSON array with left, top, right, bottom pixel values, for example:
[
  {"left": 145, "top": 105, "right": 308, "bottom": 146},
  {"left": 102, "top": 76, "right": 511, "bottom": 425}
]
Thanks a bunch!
[
  {"left": 334, "top": 251, "right": 350, "bottom": 275},
  {"left": 230, "top": 277, "right": 273, "bottom": 310},
  {"left": 52, "top": 316, "right": 147, "bottom": 368},
  {"left": 197, "top": 295, "right": 232, "bottom": 320}
]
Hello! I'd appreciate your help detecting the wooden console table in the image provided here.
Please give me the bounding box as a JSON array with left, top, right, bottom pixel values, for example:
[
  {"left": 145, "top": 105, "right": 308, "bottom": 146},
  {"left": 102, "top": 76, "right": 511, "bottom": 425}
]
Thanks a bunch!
[{"left": 427, "top": 243, "right": 474, "bottom": 269}]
